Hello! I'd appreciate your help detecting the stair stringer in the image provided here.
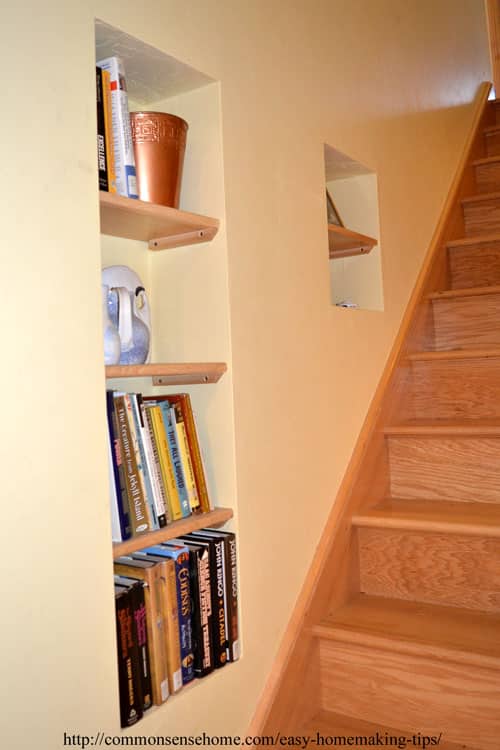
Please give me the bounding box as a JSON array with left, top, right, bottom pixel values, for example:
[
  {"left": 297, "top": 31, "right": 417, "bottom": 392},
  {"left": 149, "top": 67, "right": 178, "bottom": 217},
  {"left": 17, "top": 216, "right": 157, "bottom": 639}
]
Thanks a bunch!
[{"left": 247, "top": 81, "right": 494, "bottom": 737}]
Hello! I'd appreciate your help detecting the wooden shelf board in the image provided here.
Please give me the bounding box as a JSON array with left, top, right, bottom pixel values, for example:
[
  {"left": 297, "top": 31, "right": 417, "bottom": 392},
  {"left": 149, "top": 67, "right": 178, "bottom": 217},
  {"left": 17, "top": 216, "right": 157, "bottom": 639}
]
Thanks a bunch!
[
  {"left": 99, "top": 191, "right": 219, "bottom": 250},
  {"left": 105, "top": 362, "right": 227, "bottom": 385},
  {"left": 113, "top": 506, "right": 234, "bottom": 559},
  {"left": 328, "top": 224, "right": 377, "bottom": 259}
]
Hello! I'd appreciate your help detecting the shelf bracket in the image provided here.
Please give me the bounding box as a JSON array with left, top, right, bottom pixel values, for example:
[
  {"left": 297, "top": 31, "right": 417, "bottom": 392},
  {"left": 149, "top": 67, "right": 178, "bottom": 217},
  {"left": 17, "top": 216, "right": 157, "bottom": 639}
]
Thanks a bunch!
[{"left": 149, "top": 226, "right": 218, "bottom": 251}]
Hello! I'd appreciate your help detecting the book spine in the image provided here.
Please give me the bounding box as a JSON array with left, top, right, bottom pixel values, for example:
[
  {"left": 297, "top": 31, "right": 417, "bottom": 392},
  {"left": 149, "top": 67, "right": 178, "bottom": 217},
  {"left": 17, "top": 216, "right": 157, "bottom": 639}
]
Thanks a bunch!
[
  {"left": 106, "top": 429, "right": 122, "bottom": 542},
  {"left": 171, "top": 394, "right": 211, "bottom": 513},
  {"left": 159, "top": 402, "right": 191, "bottom": 518},
  {"left": 211, "top": 538, "right": 229, "bottom": 668},
  {"left": 129, "top": 393, "right": 159, "bottom": 530},
  {"left": 222, "top": 532, "right": 240, "bottom": 661},
  {"left": 162, "top": 558, "right": 183, "bottom": 693},
  {"left": 131, "top": 582, "right": 153, "bottom": 711},
  {"left": 149, "top": 405, "right": 182, "bottom": 521},
  {"left": 106, "top": 391, "right": 131, "bottom": 539},
  {"left": 114, "top": 394, "right": 151, "bottom": 535},
  {"left": 96, "top": 56, "right": 138, "bottom": 199},
  {"left": 115, "top": 588, "right": 143, "bottom": 727},
  {"left": 96, "top": 66, "right": 109, "bottom": 192},
  {"left": 143, "top": 407, "right": 171, "bottom": 525},
  {"left": 172, "top": 401, "right": 200, "bottom": 512},
  {"left": 101, "top": 68, "right": 117, "bottom": 193},
  {"left": 191, "top": 546, "right": 214, "bottom": 676}
]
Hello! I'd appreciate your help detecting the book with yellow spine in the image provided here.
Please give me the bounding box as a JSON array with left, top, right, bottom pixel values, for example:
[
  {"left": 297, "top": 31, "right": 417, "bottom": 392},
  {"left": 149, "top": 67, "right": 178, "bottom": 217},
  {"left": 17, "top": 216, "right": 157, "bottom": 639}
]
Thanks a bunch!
[{"left": 146, "top": 404, "right": 182, "bottom": 521}]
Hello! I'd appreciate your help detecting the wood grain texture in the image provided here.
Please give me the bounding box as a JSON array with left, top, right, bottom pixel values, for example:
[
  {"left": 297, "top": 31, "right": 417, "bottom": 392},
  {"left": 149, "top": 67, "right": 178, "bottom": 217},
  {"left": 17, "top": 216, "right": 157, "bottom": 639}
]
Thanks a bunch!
[
  {"left": 358, "top": 527, "right": 500, "bottom": 611},
  {"left": 319, "top": 640, "right": 500, "bottom": 749},
  {"left": 409, "top": 356, "right": 500, "bottom": 419},
  {"left": 314, "top": 593, "right": 500, "bottom": 668},
  {"left": 388, "top": 435, "right": 500, "bottom": 502},
  {"left": 300, "top": 710, "right": 479, "bottom": 750},
  {"left": 352, "top": 497, "right": 500, "bottom": 537},
  {"left": 447, "top": 236, "right": 500, "bottom": 288},
  {"left": 484, "top": 125, "right": 500, "bottom": 157},
  {"left": 105, "top": 362, "right": 227, "bottom": 384},
  {"left": 385, "top": 418, "right": 500, "bottom": 436},
  {"left": 431, "top": 291, "right": 500, "bottom": 349},
  {"left": 474, "top": 156, "right": 500, "bottom": 192},
  {"left": 462, "top": 192, "right": 500, "bottom": 236}
]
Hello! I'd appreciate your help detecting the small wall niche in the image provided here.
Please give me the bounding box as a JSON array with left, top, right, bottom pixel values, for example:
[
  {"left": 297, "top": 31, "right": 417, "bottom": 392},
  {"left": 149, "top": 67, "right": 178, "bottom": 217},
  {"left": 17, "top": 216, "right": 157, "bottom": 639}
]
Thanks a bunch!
[{"left": 325, "top": 144, "right": 384, "bottom": 312}]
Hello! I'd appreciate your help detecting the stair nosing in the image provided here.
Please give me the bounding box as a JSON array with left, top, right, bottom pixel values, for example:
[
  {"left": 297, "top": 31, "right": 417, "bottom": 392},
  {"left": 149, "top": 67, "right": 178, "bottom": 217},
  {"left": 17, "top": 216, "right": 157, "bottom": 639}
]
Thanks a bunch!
[
  {"left": 427, "top": 284, "right": 500, "bottom": 300},
  {"left": 472, "top": 154, "right": 500, "bottom": 167},
  {"left": 484, "top": 123, "right": 500, "bottom": 134},
  {"left": 461, "top": 190, "right": 500, "bottom": 205},
  {"left": 407, "top": 347, "right": 500, "bottom": 362},
  {"left": 446, "top": 232, "right": 500, "bottom": 248},
  {"left": 384, "top": 420, "right": 500, "bottom": 436}
]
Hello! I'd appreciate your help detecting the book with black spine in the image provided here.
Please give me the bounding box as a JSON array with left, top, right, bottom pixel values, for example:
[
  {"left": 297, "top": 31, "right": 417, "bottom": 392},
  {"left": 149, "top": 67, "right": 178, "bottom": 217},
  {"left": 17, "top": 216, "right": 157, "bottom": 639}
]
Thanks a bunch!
[{"left": 114, "top": 583, "right": 143, "bottom": 727}]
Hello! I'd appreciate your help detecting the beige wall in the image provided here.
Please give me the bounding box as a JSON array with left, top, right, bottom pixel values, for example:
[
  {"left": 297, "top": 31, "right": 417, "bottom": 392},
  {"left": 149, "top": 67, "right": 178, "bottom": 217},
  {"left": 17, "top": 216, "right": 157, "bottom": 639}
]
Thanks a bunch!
[{"left": 0, "top": 1, "right": 489, "bottom": 747}]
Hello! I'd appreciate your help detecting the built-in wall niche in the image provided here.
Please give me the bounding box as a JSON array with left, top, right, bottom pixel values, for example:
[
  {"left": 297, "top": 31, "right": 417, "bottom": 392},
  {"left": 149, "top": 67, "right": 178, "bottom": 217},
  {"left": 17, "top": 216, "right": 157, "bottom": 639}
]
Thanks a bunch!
[{"left": 325, "top": 144, "right": 384, "bottom": 312}]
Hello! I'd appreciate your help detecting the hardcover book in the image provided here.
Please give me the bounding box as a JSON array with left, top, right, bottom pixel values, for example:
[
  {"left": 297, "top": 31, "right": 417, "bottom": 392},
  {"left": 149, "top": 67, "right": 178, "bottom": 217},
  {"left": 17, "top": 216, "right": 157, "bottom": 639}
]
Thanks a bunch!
[
  {"left": 96, "top": 66, "right": 109, "bottom": 192},
  {"left": 106, "top": 391, "right": 131, "bottom": 540},
  {"left": 114, "top": 583, "right": 143, "bottom": 727}
]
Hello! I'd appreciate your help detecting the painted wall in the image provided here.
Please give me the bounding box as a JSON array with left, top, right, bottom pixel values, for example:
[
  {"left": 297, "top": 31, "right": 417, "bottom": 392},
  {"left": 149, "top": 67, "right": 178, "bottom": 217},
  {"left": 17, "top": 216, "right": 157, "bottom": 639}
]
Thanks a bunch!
[{"left": 0, "top": 1, "right": 489, "bottom": 747}]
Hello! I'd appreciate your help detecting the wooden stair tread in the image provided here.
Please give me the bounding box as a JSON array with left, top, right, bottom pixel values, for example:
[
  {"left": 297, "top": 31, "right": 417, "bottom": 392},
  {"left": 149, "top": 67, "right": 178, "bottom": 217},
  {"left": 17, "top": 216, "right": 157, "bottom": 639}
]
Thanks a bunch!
[
  {"left": 428, "top": 283, "right": 500, "bottom": 299},
  {"left": 407, "top": 347, "right": 500, "bottom": 361},
  {"left": 484, "top": 123, "right": 500, "bottom": 135},
  {"left": 446, "top": 232, "right": 500, "bottom": 248},
  {"left": 300, "top": 710, "right": 474, "bottom": 749},
  {"left": 313, "top": 594, "right": 500, "bottom": 669},
  {"left": 384, "top": 418, "right": 500, "bottom": 436},
  {"left": 461, "top": 190, "right": 500, "bottom": 204},
  {"left": 352, "top": 498, "right": 500, "bottom": 536},
  {"left": 472, "top": 154, "right": 500, "bottom": 166}
]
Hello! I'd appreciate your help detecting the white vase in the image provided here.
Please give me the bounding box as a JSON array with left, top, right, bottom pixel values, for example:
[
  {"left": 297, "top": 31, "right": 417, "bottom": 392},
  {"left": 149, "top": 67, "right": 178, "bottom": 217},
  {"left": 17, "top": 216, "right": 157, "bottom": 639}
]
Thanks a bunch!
[{"left": 102, "top": 284, "right": 121, "bottom": 365}]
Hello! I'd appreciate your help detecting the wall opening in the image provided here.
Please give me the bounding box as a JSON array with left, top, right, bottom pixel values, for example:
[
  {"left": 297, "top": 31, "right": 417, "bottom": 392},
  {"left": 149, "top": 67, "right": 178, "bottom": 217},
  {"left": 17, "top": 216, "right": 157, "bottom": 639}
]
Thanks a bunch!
[{"left": 325, "top": 144, "right": 384, "bottom": 311}]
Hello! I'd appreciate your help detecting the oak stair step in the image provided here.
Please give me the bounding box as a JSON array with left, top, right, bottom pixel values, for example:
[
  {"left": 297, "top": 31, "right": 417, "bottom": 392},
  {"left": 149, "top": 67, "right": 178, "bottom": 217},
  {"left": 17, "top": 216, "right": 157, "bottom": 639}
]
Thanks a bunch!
[
  {"left": 483, "top": 123, "right": 500, "bottom": 157},
  {"left": 312, "top": 594, "right": 500, "bottom": 670},
  {"left": 299, "top": 709, "right": 476, "bottom": 749},
  {"left": 352, "top": 498, "right": 500, "bottom": 537},
  {"left": 472, "top": 155, "right": 500, "bottom": 193},
  {"left": 445, "top": 234, "right": 500, "bottom": 289},
  {"left": 461, "top": 191, "right": 500, "bottom": 236},
  {"left": 407, "top": 347, "right": 500, "bottom": 361},
  {"left": 384, "top": 418, "right": 500, "bottom": 435},
  {"left": 427, "top": 287, "right": 500, "bottom": 350}
]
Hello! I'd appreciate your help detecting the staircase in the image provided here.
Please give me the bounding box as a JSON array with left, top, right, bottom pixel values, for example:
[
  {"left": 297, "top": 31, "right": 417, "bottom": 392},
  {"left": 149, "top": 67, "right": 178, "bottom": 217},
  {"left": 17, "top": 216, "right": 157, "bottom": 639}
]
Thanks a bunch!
[{"left": 254, "top": 85, "right": 500, "bottom": 749}]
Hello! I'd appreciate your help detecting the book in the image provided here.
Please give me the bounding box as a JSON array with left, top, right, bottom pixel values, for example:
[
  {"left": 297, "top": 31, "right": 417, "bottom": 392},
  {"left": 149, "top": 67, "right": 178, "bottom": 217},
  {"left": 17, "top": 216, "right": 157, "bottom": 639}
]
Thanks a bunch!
[
  {"left": 106, "top": 391, "right": 131, "bottom": 540},
  {"left": 200, "top": 529, "right": 240, "bottom": 662},
  {"left": 114, "top": 393, "right": 152, "bottom": 535},
  {"left": 114, "top": 557, "right": 170, "bottom": 705},
  {"left": 158, "top": 401, "right": 191, "bottom": 519},
  {"left": 129, "top": 393, "right": 159, "bottom": 530},
  {"left": 171, "top": 538, "right": 214, "bottom": 677},
  {"left": 96, "top": 56, "right": 138, "bottom": 199},
  {"left": 130, "top": 552, "right": 183, "bottom": 694},
  {"left": 142, "top": 406, "right": 171, "bottom": 525},
  {"left": 106, "top": 428, "right": 122, "bottom": 542},
  {"left": 184, "top": 531, "right": 228, "bottom": 668},
  {"left": 101, "top": 68, "right": 117, "bottom": 193},
  {"left": 171, "top": 400, "right": 200, "bottom": 512},
  {"left": 141, "top": 543, "right": 194, "bottom": 685},
  {"left": 114, "top": 584, "right": 143, "bottom": 727},
  {"left": 155, "top": 394, "right": 211, "bottom": 513},
  {"left": 114, "top": 575, "right": 152, "bottom": 712},
  {"left": 146, "top": 404, "right": 181, "bottom": 521},
  {"left": 96, "top": 66, "right": 110, "bottom": 192}
]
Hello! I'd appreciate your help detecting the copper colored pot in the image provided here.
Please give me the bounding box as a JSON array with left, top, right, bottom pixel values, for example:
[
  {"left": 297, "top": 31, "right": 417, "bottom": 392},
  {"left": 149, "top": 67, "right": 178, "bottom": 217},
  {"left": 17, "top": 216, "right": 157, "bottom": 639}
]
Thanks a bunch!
[{"left": 130, "top": 112, "right": 188, "bottom": 208}]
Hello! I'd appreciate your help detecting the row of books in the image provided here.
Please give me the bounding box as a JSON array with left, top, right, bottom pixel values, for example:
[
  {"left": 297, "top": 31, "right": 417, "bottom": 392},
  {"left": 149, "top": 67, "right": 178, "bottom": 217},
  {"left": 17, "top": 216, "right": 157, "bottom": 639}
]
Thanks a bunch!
[
  {"left": 96, "top": 56, "right": 138, "bottom": 199},
  {"left": 114, "top": 529, "right": 239, "bottom": 727},
  {"left": 106, "top": 391, "right": 212, "bottom": 542}
]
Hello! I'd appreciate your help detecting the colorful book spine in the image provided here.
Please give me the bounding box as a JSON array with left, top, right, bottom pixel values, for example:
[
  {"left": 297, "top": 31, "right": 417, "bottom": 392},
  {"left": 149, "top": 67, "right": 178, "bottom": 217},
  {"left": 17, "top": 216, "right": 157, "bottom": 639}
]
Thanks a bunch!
[
  {"left": 96, "top": 66, "right": 109, "bottom": 191},
  {"left": 147, "top": 404, "right": 182, "bottom": 521},
  {"left": 143, "top": 407, "right": 171, "bottom": 525},
  {"left": 159, "top": 402, "right": 191, "bottom": 518},
  {"left": 101, "top": 68, "right": 116, "bottom": 193},
  {"left": 96, "top": 55, "right": 138, "bottom": 199},
  {"left": 114, "top": 393, "right": 152, "bottom": 535},
  {"left": 142, "top": 543, "right": 194, "bottom": 685},
  {"left": 114, "top": 585, "right": 143, "bottom": 727},
  {"left": 129, "top": 393, "right": 159, "bottom": 530},
  {"left": 106, "top": 391, "right": 131, "bottom": 540},
  {"left": 171, "top": 400, "right": 200, "bottom": 512}
]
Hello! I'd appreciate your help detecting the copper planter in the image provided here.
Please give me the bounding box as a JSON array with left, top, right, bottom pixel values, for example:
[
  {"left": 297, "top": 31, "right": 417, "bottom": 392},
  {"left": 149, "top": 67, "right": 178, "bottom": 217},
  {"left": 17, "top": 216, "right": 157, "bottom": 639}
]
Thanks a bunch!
[{"left": 130, "top": 111, "right": 188, "bottom": 209}]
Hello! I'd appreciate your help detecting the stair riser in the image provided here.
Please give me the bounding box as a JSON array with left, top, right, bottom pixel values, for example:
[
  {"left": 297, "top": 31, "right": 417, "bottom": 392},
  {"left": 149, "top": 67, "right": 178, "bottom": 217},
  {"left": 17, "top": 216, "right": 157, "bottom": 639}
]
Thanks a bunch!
[
  {"left": 475, "top": 161, "right": 500, "bottom": 192},
  {"left": 432, "top": 293, "right": 500, "bottom": 349},
  {"left": 319, "top": 640, "right": 500, "bottom": 749},
  {"left": 388, "top": 435, "right": 500, "bottom": 503},
  {"left": 463, "top": 198, "right": 500, "bottom": 236},
  {"left": 485, "top": 130, "right": 500, "bottom": 156},
  {"left": 408, "top": 358, "right": 500, "bottom": 419},
  {"left": 448, "top": 242, "right": 500, "bottom": 288},
  {"left": 357, "top": 527, "right": 500, "bottom": 611}
]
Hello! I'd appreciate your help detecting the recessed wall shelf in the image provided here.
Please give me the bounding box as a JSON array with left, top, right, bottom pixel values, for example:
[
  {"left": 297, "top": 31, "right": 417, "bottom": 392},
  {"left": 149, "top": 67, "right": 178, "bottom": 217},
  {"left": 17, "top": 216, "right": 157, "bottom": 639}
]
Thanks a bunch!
[
  {"left": 99, "top": 191, "right": 219, "bottom": 250},
  {"left": 112, "top": 506, "right": 234, "bottom": 559},
  {"left": 105, "top": 362, "right": 227, "bottom": 385},
  {"left": 328, "top": 224, "right": 377, "bottom": 259}
]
